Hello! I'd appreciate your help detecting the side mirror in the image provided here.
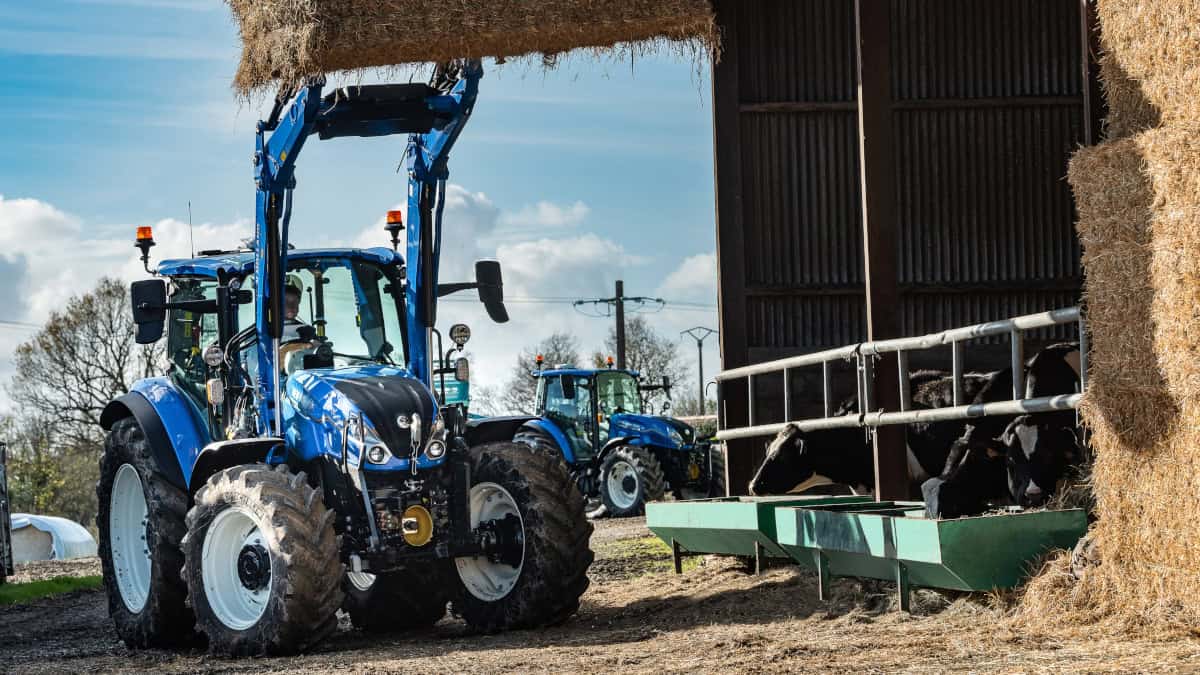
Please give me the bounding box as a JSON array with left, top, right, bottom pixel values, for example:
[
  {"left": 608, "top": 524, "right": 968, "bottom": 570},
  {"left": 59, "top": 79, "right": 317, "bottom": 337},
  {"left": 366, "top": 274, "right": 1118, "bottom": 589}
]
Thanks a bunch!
[
  {"left": 475, "top": 260, "right": 509, "bottom": 323},
  {"left": 455, "top": 357, "right": 470, "bottom": 383},
  {"left": 130, "top": 279, "right": 167, "bottom": 344},
  {"left": 562, "top": 376, "right": 576, "bottom": 400},
  {"left": 661, "top": 375, "right": 671, "bottom": 391}
]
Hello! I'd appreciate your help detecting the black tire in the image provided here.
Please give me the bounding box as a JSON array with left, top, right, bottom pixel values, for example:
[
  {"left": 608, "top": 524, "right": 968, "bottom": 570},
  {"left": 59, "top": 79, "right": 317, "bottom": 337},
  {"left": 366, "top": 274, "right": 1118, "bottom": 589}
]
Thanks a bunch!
[
  {"left": 96, "top": 417, "right": 197, "bottom": 648},
  {"left": 708, "top": 444, "right": 727, "bottom": 497},
  {"left": 452, "top": 442, "right": 593, "bottom": 632},
  {"left": 598, "top": 446, "right": 665, "bottom": 517},
  {"left": 182, "top": 464, "right": 343, "bottom": 656},
  {"left": 343, "top": 562, "right": 450, "bottom": 632}
]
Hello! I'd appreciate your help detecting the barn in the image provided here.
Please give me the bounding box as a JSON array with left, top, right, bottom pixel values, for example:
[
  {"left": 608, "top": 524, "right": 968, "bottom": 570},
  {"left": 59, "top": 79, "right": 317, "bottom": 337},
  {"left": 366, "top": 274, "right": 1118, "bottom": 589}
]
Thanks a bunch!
[{"left": 711, "top": 0, "right": 1099, "bottom": 494}]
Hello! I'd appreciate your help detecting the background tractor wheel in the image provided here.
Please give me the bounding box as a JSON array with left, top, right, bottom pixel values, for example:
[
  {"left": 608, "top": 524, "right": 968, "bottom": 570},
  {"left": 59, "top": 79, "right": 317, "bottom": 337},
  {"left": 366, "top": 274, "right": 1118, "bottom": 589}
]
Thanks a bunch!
[
  {"left": 96, "top": 417, "right": 197, "bottom": 648},
  {"left": 182, "top": 464, "right": 343, "bottom": 656},
  {"left": 599, "top": 446, "right": 665, "bottom": 517},
  {"left": 452, "top": 442, "right": 593, "bottom": 632},
  {"left": 708, "top": 444, "right": 727, "bottom": 497},
  {"left": 343, "top": 562, "right": 450, "bottom": 632}
]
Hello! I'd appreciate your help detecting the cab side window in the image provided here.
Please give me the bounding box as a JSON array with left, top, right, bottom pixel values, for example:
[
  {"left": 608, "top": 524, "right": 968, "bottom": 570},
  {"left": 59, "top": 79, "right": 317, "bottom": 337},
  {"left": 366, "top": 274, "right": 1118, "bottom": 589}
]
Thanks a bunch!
[{"left": 166, "top": 279, "right": 218, "bottom": 401}]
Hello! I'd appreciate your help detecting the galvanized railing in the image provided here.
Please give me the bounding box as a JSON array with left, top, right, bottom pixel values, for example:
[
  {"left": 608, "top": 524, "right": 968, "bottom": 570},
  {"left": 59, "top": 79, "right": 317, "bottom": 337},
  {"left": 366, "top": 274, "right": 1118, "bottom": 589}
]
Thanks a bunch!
[{"left": 716, "top": 307, "right": 1086, "bottom": 441}]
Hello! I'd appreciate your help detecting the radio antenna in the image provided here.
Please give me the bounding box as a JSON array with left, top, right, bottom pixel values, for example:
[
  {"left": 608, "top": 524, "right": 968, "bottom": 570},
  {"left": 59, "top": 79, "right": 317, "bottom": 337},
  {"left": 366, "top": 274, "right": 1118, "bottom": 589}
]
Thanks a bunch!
[{"left": 187, "top": 201, "right": 195, "bottom": 258}]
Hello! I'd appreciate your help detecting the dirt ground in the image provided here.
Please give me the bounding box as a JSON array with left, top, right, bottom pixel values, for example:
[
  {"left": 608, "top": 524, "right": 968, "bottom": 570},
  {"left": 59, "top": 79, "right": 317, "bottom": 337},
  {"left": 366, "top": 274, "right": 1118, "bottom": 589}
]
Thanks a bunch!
[{"left": 3, "top": 518, "right": 1199, "bottom": 674}]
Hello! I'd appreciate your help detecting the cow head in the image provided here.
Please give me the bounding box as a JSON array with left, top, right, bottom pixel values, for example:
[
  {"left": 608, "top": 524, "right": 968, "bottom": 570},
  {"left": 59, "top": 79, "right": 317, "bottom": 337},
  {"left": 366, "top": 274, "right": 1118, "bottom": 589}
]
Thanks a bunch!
[
  {"left": 749, "top": 424, "right": 813, "bottom": 495},
  {"left": 923, "top": 434, "right": 1010, "bottom": 519},
  {"left": 1001, "top": 415, "right": 1079, "bottom": 507},
  {"left": 1025, "top": 342, "right": 1081, "bottom": 398}
]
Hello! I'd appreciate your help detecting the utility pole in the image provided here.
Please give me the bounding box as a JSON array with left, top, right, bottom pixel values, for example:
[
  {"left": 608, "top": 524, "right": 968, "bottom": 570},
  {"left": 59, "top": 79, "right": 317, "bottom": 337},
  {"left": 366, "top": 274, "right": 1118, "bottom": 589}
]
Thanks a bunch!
[
  {"left": 615, "top": 281, "right": 626, "bottom": 370},
  {"left": 574, "top": 280, "right": 663, "bottom": 369},
  {"left": 681, "top": 327, "right": 717, "bottom": 414}
]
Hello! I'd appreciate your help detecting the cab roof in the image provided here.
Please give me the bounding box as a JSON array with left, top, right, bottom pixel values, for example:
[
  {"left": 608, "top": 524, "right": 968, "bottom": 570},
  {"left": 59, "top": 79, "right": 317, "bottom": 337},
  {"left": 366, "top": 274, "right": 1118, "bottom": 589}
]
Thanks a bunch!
[
  {"left": 533, "top": 368, "right": 640, "bottom": 379},
  {"left": 155, "top": 247, "right": 403, "bottom": 278}
]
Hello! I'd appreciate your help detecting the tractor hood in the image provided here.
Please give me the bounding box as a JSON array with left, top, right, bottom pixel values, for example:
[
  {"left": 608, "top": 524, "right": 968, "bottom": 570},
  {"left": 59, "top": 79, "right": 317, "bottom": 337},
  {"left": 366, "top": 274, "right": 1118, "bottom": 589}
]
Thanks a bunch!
[
  {"left": 283, "top": 364, "right": 442, "bottom": 471},
  {"left": 609, "top": 413, "right": 696, "bottom": 450}
]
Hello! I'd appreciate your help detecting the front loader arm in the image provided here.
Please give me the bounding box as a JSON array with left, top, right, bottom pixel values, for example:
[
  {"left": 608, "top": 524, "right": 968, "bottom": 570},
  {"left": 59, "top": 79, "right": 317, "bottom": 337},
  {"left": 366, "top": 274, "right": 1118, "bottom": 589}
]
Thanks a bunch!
[{"left": 250, "top": 61, "right": 483, "bottom": 436}]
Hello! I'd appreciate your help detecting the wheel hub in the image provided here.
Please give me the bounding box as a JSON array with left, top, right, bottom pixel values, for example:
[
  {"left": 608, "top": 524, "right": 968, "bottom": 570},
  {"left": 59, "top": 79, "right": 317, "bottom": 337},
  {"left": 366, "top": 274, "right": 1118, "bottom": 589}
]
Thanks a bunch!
[
  {"left": 621, "top": 475, "right": 637, "bottom": 494},
  {"left": 477, "top": 513, "right": 524, "bottom": 568},
  {"left": 237, "top": 544, "right": 271, "bottom": 591}
]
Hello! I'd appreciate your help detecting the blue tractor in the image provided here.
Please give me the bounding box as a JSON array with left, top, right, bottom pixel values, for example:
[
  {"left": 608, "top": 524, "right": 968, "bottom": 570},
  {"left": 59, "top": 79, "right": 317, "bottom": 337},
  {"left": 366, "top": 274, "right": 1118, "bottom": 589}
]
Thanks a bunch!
[
  {"left": 95, "top": 61, "right": 592, "bottom": 656},
  {"left": 513, "top": 364, "right": 724, "bottom": 518}
]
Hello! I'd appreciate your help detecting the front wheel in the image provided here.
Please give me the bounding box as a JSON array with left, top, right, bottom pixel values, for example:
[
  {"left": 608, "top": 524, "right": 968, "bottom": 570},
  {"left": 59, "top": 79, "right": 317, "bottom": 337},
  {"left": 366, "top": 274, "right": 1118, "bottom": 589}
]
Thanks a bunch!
[
  {"left": 182, "top": 464, "right": 343, "bottom": 656},
  {"left": 452, "top": 442, "right": 593, "bottom": 632},
  {"left": 599, "top": 446, "right": 665, "bottom": 517}
]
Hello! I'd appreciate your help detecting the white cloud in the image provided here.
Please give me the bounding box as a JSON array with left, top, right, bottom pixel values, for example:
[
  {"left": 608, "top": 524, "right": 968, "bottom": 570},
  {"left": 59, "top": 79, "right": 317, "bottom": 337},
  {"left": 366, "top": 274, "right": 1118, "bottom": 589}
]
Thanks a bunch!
[
  {"left": 0, "top": 196, "right": 250, "bottom": 410},
  {"left": 657, "top": 251, "right": 717, "bottom": 303},
  {"left": 498, "top": 200, "right": 589, "bottom": 230}
]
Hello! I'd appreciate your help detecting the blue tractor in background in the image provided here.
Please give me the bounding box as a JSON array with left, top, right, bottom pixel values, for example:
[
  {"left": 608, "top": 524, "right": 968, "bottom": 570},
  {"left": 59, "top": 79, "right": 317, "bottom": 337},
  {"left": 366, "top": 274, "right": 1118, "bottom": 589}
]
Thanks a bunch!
[
  {"left": 513, "top": 364, "right": 724, "bottom": 518},
  {"left": 94, "top": 61, "right": 592, "bottom": 657}
]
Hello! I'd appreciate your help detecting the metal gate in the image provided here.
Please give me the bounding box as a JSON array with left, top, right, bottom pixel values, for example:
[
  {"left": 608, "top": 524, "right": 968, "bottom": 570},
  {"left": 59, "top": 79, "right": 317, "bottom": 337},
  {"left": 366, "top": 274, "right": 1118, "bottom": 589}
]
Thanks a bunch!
[{"left": 716, "top": 306, "right": 1085, "bottom": 440}]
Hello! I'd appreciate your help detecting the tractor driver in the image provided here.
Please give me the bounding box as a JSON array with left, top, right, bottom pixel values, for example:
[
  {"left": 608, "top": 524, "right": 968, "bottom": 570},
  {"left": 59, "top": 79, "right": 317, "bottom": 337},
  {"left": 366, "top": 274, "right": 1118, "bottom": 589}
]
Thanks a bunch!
[{"left": 280, "top": 274, "right": 316, "bottom": 373}]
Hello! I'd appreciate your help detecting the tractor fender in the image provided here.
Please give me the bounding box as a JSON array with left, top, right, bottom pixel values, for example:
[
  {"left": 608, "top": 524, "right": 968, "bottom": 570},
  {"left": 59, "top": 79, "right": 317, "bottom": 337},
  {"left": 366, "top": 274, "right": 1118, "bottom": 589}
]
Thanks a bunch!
[
  {"left": 100, "top": 391, "right": 188, "bottom": 490},
  {"left": 521, "top": 418, "right": 578, "bottom": 464},
  {"left": 465, "top": 415, "right": 536, "bottom": 447},
  {"left": 596, "top": 436, "right": 635, "bottom": 465},
  {"left": 99, "top": 379, "right": 211, "bottom": 491},
  {"left": 187, "top": 438, "right": 285, "bottom": 495}
]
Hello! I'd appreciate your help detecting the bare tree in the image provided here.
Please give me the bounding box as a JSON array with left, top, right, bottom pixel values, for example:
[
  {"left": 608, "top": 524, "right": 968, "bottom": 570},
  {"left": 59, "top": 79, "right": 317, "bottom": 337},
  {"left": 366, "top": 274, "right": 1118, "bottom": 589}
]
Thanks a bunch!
[
  {"left": 501, "top": 332, "right": 581, "bottom": 414},
  {"left": 7, "top": 277, "right": 163, "bottom": 447},
  {"left": 592, "top": 316, "right": 686, "bottom": 398},
  {"left": 3, "top": 278, "right": 163, "bottom": 524}
]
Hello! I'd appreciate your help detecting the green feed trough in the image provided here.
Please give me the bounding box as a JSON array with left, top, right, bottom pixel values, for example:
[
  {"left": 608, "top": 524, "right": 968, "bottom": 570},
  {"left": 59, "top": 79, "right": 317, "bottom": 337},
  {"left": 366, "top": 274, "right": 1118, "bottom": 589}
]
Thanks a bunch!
[{"left": 646, "top": 497, "right": 1087, "bottom": 610}]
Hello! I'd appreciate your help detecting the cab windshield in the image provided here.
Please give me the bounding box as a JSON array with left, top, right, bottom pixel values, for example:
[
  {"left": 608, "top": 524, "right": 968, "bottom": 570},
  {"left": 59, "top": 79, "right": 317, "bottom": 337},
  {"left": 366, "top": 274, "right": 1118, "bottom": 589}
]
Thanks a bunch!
[
  {"left": 595, "top": 371, "right": 641, "bottom": 415},
  {"left": 239, "top": 257, "right": 406, "bottom": 372}
]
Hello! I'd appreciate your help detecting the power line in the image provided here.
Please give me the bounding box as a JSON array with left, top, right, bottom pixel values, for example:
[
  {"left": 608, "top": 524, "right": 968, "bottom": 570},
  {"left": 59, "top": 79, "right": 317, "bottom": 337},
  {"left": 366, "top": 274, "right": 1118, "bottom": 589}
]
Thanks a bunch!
[{"left": 573, "top": 280, "right": 664, "bottom": 369}]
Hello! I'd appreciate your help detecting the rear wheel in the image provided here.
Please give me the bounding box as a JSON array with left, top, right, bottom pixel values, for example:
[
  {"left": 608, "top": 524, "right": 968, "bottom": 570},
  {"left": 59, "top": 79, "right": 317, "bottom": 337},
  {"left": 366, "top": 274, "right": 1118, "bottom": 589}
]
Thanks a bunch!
[
  {"left": 183, "top": 464, "right": 343, "bottom": 656},
  {"left": 707, "top": 444, "right": 727, "bottom": 497},
  {"left": 599, "top": 446, "right": 665, "bottom": 517},
  {"left": 343, "top": 563, "right": 450, "bottom": 632},
  {"left": 452, "top": 442, "right": 593, "bottom": 632},
  {"left": 96, "top": 417, "right": 196, "bottom": 648}
]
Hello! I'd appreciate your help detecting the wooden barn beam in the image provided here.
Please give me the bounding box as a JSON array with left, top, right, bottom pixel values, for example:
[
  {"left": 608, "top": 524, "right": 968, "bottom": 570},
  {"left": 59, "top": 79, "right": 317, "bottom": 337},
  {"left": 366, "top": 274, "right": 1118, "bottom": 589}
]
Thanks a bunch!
[
  {"left": 855, "top": 0, "right": 908, "bottom": 501},
  {"left": 711, "top": 0, "right": 753, "bottom": 496}
]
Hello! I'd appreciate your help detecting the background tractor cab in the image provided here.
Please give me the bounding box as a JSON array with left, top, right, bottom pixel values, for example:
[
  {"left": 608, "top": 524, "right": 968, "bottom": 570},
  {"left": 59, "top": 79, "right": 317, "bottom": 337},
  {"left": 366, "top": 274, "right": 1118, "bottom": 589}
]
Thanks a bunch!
[
  {"left": 99, "top": 61, "right": 593, "bottom": 657},
  {"left": 518, "top": 361, "right": 724, "bottom": 518}
]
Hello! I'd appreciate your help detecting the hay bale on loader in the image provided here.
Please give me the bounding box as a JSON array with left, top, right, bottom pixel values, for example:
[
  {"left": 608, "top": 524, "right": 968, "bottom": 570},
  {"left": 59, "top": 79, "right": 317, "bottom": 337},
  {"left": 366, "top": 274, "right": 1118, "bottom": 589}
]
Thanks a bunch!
[
  {"left": 226, "top": 0, "right": 718, "bottom": 94},
  {"left": 1021, "top": 0, "right": 1200, "bottom": 632}
]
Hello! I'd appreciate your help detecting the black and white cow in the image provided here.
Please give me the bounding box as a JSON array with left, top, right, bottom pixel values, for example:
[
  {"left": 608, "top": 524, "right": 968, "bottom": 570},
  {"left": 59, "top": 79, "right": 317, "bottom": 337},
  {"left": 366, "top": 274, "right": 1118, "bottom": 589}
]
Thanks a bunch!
[
  {"left": 921, "top": 343, "right": 1083, "bottom": 518},
  {"left": 749, "top": 343, "right": 1082, "bottom": 511}
]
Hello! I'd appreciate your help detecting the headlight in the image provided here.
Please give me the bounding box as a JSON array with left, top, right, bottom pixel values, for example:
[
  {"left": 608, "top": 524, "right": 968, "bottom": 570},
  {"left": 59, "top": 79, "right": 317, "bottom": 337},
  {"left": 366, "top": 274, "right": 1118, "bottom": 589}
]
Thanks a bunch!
[
  {"left": 366, "top": 445, "right": 390, "bottom": 464},
  {"left": 669, "top": 428, "right": 684, "bottom": 445},
  {"left": 425, "top": 439, "right": 447, "bottom": 459},
  {"left": 424, "top": 416, "right": 448, "bottom": 459},
  {"left": 350, "top": 419, "right": 393, "bottom": 465}
]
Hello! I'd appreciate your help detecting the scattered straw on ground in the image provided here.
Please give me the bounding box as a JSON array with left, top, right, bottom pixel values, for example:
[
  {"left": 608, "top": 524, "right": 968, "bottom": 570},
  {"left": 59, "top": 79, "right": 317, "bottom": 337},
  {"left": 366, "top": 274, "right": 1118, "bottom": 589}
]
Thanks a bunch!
[{"left": 226, "top": 0, "right": 717, "bottom": 94}]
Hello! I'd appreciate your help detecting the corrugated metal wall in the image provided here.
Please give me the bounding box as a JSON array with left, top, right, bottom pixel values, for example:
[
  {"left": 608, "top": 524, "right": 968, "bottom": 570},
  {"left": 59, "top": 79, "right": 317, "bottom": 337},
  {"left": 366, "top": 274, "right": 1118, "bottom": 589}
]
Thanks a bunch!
[
  {"left": 713, "top": 0, "right": 1096, "bottom": 492},
  {"left": 721, "top": 0, "right": 1086, "bottom": 366}
]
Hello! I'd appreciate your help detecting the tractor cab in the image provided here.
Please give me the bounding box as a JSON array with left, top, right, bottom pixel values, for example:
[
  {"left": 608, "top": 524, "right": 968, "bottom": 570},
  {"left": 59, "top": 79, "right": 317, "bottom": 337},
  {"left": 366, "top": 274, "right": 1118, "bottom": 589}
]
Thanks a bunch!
[{"left": 526, "top": 365, "right": 723, "bottom": 517}]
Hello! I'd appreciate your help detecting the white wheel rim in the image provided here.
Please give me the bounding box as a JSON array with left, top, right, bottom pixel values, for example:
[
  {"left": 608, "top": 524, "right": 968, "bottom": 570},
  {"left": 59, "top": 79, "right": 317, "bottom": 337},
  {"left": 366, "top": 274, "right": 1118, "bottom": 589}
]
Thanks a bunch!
[
  {"left": 606, "top": 459, "right": 640, "bottom": 511},
  {"left": 201, "top": 506, "right": 272, "bottom": 631},
  {"left": 455, "top": 482, "right": 525, "bottom": 602},
  {"left": 347, "top": 571, "right": 376, "bottom": 592},
  {"left": 110, "top": 463, "right": 152, "bottom": 614}
]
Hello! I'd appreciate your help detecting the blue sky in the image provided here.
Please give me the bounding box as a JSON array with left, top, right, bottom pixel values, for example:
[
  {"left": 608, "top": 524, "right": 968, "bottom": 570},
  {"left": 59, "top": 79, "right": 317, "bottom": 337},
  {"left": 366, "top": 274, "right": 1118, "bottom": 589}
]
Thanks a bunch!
[{"left": 0, "top": 0, "right": 719, "bottom": 409}]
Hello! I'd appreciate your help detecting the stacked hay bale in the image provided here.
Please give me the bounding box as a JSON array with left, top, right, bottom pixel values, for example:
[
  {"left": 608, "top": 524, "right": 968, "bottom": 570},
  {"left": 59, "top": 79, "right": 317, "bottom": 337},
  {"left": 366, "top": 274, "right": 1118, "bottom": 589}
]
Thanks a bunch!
[
  {"left": 1022, "top": 0, "right": 1200, "bottom": 630},
  {"left": 226, "top": 0, "right": 717, "bottom": 94}
]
